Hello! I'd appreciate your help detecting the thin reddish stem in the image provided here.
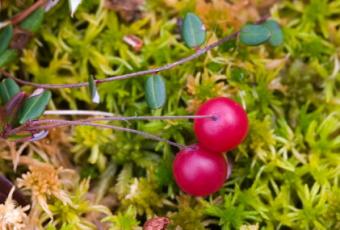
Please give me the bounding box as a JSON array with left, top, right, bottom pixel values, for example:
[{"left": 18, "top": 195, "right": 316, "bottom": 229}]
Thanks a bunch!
[
  {"left": 0, "top": 32, "right": 238, "bottom": 89},
  {"left": 41, "top": 111, "right": 214, "bottom": 121},
  {"left": 27, "top": 120, "right": 185, "bottom": 149},
  {"left": 11, "top": 0, "right": 46, "bottom": 25}
]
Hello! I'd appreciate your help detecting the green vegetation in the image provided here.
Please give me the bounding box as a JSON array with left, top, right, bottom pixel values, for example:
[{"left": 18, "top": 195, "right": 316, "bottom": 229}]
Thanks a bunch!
[{"left": 0, "top": 0, "right": 339, "bottom": 229}]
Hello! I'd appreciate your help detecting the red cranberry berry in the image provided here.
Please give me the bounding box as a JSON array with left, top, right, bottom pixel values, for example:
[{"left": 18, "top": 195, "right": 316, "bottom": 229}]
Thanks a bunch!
[
  {"left": 194, "top": 97, "right": 249, "bottom": 153},
  {"left": 173, "top": 144, "right": 228, "bottom": 196}
]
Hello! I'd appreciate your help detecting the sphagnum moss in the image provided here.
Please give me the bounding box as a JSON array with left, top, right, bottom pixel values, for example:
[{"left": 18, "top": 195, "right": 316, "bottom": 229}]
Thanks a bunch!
[{"left": 0, "top": 0, "right": 339, "bottom": 229}]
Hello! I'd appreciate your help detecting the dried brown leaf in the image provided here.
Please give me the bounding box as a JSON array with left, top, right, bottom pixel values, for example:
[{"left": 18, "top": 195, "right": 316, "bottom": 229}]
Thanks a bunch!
[
  {"left": 105, "top": 0, "right": 145, "bottom": 22},
  {"left": 195, "top": 0, "right": 277, "bottom": 31},
  {"left": 10, "top": 27, "right": 32, "bottom": 50}
]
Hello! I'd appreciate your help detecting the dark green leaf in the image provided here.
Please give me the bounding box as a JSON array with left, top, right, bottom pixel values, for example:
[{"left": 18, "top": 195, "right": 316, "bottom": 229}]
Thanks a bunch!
[
  {"left": 88, "top": 75, "right": 100, "bottom": 104},
  {"left": 0, "top": 49, "right": 18, "bottom": 67},
  {"left": 17, "top": 90, "right": 51, "bottom": 124},
  {"left": 181, "top": 12, "right": 206, "bottom": 48},
  {"left": 145, "top": 75, "right": 166, "bottom": 109},
  {"left": 20, "top": 7, "right": 45, "bottom": 33},
  {"left": 0, "top": 78, "right": 20, "bottom": 104},
  {"left": 0, "top": 25, "right": 13, "bottom": 54},
  {"left": 239, "top": 24, "right": 271, "bottom": 46},
  {"left": 263, "top": 19, "right": 284, "bottom": 46}
]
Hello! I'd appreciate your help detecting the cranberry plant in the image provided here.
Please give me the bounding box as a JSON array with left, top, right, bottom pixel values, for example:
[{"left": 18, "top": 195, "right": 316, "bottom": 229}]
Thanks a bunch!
[{"left": 0, "top": 0, "right": 339, "bottom": 229}]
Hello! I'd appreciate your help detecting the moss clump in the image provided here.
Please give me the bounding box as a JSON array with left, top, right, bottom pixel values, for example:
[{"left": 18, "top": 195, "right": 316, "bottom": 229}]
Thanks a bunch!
[{"left": 0, "top": 0, "right": 339, "bottom": 229}]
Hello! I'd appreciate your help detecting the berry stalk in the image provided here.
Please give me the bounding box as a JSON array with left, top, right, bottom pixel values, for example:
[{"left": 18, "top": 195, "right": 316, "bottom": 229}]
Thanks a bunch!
[{"left": 19, "top": 119, "right": 186, "bottom": 149}]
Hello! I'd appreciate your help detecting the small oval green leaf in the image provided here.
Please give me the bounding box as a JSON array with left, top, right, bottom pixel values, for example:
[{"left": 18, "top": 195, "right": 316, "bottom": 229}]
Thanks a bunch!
[
  {"left": 0, "top": 25, "right": 13, "bottom": 54},
  {"left": 20, "top": 7, "right": 45, "bottom": 33},
  {"left": 0, "top": 78, "right": 20, "bottom": 104},
  {"left": 88, "top": 75, "right": 100, "bottom": 104},
  {"left": 181, "top": 12, "right": 206, "bottom": 48},
  {"left": 0, "top": 49, "right": 18, "bottom": 67},
  {"left": 239, "top": 24, "right": 271, "bottom": 46},
  {"left": 263, "top": 19, "right": 284, "bottom": 46},
  {"left": 145, "top": 75, "right": 166, "bottom": 109},
  {"left": 18, "top": 90, "right": 51, "bottom": 124}
]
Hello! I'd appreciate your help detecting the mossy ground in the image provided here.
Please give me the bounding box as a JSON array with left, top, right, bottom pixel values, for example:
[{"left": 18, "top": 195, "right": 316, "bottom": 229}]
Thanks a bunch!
[{"left": 0, "top": 0, "right": 339, "bottom": 229}]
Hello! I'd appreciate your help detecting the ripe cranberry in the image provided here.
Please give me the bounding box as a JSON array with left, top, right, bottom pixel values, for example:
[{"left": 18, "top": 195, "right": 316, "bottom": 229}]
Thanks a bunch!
[
  {"left": 194, "top": 97, "right": 249, "bottom": 153},
  {"left": 173, "top": 144, "right": 228, "bottom": 196}
]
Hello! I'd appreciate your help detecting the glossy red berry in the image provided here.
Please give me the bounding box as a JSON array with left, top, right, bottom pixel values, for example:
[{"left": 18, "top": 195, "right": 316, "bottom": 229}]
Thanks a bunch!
[
  {"left": 194, "top": 97, "right": 249, "bottom": 153},
  {"left": 173, "top": 144, "right": 228, "bottom": 196}
]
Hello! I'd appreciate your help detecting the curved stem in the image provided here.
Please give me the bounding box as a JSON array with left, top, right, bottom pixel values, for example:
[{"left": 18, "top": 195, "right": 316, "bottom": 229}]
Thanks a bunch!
[
  {"left": 43, "top": 110, "right": 214, "bottom": 120},
  {"left": 28, "top": 120, "right": 185, "bottom": 149},
  {"left": 44, "top": 110, "right": 116, "bottom": 117},
  {"left": 11, "top": 0, "right": 46, "bottom": 25},
  {"left": 0, "top": 32, "right": 238, "bottom": 89}
]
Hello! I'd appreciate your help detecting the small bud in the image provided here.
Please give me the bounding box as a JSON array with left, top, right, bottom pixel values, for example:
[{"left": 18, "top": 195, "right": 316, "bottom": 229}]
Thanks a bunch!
[{"left": 123, "top": 35, "right": 143, "bottom": 52}]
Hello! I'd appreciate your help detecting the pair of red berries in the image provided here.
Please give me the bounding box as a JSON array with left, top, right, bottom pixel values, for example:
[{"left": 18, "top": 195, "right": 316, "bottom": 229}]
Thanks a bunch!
[{"left": 173, "top": 97, "right": 249, "bottom": 196}]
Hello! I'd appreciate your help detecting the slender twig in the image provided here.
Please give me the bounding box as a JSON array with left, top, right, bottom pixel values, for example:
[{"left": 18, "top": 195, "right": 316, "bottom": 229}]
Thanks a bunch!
[
  {"left": 43, "top": 110, "right": 214, "bottom": 120},
  {"left": 27, "top": 120, "right": 185, "bottom": 149},
  {"left": 0, "top": 32, "right": 239, "bottom": 89},
  {"left": 44, "top": 110, "right": 116, "bottom": 117},
  {"left": 10, "top": 0, "right": 46, "bottom": 25}
]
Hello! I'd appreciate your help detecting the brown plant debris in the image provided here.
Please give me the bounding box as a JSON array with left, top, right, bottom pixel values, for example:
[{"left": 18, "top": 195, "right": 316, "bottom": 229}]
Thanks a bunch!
[
  {"left": 143, "top": 216, "right": 170, "bottom": 230},
  {"left": 105, "top": 0, "right": 145, "bottom": 22}
]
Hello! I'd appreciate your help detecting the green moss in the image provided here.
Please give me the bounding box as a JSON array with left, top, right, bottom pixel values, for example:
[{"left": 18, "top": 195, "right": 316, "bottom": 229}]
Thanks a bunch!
[{"left": 0, "top": 0, "right": 339, "bottom": 229}]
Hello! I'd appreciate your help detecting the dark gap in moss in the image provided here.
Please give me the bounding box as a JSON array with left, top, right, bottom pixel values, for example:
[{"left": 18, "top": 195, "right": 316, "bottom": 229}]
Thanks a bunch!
[
  {"left": 240, "top": 177, "right": 255, "bottom": 189},
  {"left": 53, "top": 95, "right": 71, "bottom": 110},
  {"left": 75, "top": 99, "right": 93, "bottom": 111},
  {"left": 206, "top": 223, "right": 221, "bottom": 229},
  {"left": 36, "top": 42, "right": 54, "bottom": 68},
  {"left": 290, "top": 188, "right": 302, "bottom": 209},
  {"left": 57, "top": 68, "right": 73, "bottom": 76},
  {"left": 139, "top": 213, "right": 147, "bottom": 226},
  {"left": 300, "top": 173, "right": 315, "bottom": 188},
  {"left": 75, "top": 21, "right": 89, "bottom": 31}
]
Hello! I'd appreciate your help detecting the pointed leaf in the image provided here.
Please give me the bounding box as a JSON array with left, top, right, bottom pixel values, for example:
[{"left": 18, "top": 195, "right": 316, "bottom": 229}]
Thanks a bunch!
[
  {"left": 88, "top": 75, "right": 100, "bottom": 104},
  {"left": 0, "top": 49, "right": 18, "bottom": 67},
  {"left": 0, "top": 78, "right": 20, "bottom": 104},
  {"left": 263, "top": 19, "right": 284, "bottom": 46},
  {"left": 5, "top": 92, "right": 26, "bottom": 125},
  {"left": 239, "top": 24, "right": 271, "bottom": 46},
  {"left": 17, "top": 90, "right": 51, "bottom": 124},
  {"left": 0, "top": 25, "right": 13, "bottom": 54},
  {"left": 145, "top": 75, "right": 166, "bottom": 109},
  {"left": 181, "top": 12, "right": 206, "bottom": 48},
  {"left": 20, "top": 7, "right": 45, "bottom": 32},
  {"left": 68, "top": 0, "right": 82, "bottom": 17}
]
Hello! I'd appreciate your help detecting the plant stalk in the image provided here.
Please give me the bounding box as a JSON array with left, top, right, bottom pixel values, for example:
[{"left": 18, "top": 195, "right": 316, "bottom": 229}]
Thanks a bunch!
[
  {"left": 43, "top": 110, "right": 214, "bottom": 120},
  {"left": 0, "top": 32, "right": 238, "bottom": 89},
  {"left": 27, "top": 120, "right": 186, "bottom": 149}
]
